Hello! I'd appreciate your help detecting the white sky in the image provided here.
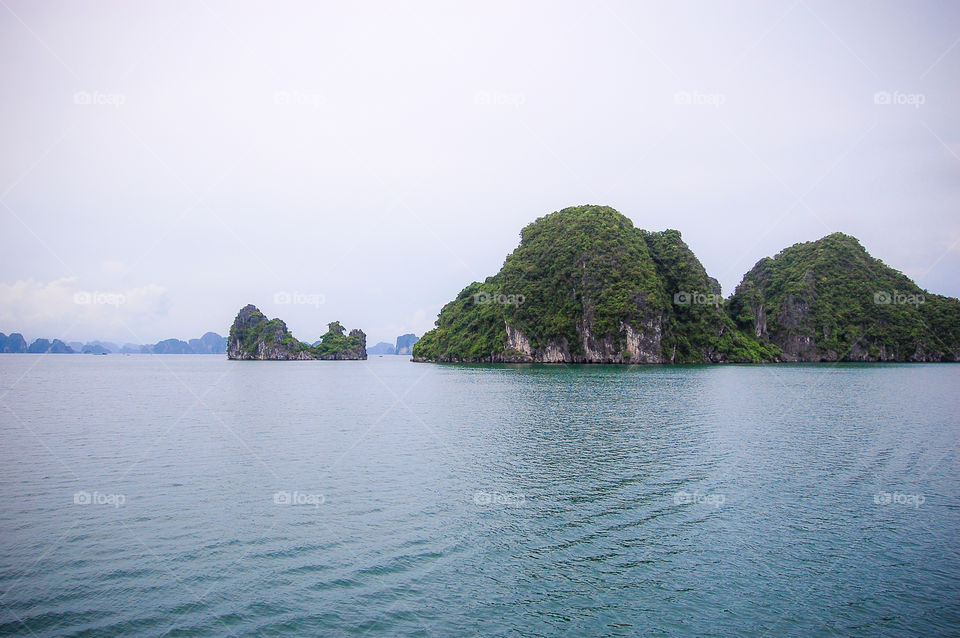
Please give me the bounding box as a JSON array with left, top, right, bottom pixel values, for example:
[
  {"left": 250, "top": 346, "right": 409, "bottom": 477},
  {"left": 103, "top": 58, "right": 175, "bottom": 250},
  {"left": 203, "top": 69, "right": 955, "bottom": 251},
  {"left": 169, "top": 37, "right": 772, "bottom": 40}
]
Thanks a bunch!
[{"left": 1, "top": 0, "right": 958, "bottom": 345}]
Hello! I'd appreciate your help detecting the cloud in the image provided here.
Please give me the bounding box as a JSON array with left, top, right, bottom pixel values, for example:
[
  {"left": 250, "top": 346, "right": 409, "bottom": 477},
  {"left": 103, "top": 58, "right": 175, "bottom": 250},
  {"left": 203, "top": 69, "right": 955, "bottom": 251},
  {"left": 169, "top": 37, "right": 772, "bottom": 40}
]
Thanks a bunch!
[{"left": 0, "top": 277, "right": 170, "bottom": 342}]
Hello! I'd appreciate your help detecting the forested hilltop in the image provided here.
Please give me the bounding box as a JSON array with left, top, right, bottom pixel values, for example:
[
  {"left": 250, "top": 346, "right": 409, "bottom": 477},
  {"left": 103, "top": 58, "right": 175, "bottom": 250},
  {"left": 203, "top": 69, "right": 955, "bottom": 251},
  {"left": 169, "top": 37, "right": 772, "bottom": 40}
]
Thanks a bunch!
[
  {"left": 413, "top": 205, "right": 960, "bottom": 364},
  {"left": 728, "top": 233, "right": 960, "bottom": 361}
]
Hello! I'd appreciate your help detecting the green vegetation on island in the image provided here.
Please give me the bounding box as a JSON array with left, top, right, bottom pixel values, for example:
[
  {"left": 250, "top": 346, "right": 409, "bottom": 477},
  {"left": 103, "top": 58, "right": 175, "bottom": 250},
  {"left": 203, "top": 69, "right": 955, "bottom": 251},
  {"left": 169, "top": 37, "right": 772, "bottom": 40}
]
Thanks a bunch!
[
  {"left": 728, "top": 233, "right": 960, "bottom": 361},
  {"left": 414, "top": 205, "right": 776, "bottom": 363},
  {"left": 413, "top": 205, "right": 960, "bottom": 364}
]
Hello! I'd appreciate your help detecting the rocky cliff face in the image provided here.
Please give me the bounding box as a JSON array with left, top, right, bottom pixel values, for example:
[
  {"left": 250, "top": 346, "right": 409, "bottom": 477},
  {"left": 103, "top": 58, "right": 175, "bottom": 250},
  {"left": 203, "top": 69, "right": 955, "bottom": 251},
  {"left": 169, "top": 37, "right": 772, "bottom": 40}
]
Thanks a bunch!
[
  {"left": 227, "top": 305, "right": 366, "bottom": 360},
  {"left": 394, "top": 334, "right": 419, "bottom": 355},
  {"left": 227, "top": 304, "right": 314, "bottom": 360},
  {"left": 490, "top": 316, "right": 666, "bottom": 364}
]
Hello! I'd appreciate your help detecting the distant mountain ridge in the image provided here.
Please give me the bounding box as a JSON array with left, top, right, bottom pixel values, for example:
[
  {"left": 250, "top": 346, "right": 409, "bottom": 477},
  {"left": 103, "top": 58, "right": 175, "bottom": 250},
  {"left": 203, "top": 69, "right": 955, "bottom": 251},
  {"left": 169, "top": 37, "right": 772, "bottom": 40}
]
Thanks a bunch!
[{"left": 0, "top": 332, "right": 228, "bottom": 354}]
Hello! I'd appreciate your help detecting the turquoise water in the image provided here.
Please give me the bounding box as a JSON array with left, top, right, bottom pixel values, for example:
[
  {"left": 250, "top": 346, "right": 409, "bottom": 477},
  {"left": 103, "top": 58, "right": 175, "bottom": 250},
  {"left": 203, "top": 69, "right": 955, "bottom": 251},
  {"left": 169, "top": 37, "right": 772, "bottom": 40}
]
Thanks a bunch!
[{"left": 0, "top": 355, "right": 957, "bottom": 636}]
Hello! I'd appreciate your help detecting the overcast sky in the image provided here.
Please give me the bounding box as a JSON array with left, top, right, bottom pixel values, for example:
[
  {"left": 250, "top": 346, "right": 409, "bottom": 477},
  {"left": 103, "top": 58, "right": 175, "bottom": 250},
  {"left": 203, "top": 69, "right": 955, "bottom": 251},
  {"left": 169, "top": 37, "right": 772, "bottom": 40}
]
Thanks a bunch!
[{"left": 1, "top": 0, "right": 958, "bottom": 346}]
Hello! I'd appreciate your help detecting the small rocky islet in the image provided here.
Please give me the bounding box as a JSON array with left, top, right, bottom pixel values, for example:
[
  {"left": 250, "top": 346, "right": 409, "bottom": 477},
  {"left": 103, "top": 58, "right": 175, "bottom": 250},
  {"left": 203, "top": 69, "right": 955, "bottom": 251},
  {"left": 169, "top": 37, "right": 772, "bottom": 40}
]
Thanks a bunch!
[{"left": 227, "top": 304, "right": 366, "bottom": 360}]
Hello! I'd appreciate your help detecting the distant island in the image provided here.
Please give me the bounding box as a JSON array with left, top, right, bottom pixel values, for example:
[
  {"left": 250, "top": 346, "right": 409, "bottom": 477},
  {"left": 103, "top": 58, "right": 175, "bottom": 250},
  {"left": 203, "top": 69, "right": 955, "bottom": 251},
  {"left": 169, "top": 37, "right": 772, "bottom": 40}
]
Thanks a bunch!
[
  {"left": 368, "top": 334, "right": 420, "bottom": 356},
  {"left": 395, "top": 334, "right": 418, "bottom": 355},
  {"left": 227, "top": 304, "right": 366, "bottom": 360},
  {"left": 413, "top": 205, "right": 960, "bottom": 364},
  {"left": 0, "top": 333, "right": 28, "bottom": 353},
  {"left": 149, "top": 332, "right": 228, "bottom": 354},
  {"left": 26, "top": 338, "right": 73, "bottom": 353},
  {"left": 367, "top": 342, "right": 395, "bottom": 355},
  {"left": 0, "top": 332, "right": 228, "bottom": 354},
  {"left": 0, "top": 333, "right": 73, "bottom": 353}
]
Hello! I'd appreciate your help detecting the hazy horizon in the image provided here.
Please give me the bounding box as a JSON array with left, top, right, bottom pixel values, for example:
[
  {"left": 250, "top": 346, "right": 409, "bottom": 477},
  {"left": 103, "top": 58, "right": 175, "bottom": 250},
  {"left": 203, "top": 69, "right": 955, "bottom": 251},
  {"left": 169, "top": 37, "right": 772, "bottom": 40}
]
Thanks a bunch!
[{"left": 2, "top": 1, "right": 959, "bottom": 345}]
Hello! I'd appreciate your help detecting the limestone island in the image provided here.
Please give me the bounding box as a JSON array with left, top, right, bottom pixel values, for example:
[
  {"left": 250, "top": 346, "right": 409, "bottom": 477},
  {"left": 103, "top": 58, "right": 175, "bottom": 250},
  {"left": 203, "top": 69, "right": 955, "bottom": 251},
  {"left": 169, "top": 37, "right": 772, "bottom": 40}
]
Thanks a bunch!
[
  {"left": 227, "top": 304, "right": 366, "bottom": 360},
  {"left": 413, "top": 205, "right": 960, "bottom": 364}
]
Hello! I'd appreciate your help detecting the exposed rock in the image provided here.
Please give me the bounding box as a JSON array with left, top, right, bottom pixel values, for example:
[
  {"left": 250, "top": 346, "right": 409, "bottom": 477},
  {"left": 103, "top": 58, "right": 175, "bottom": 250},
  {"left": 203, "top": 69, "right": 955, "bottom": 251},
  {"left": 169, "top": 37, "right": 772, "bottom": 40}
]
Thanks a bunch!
[
  {"left": 228, "top": 305, "right": 312, "bottom": 360},
  {"left": 394, "top": 334, "right": 419, "bottom": 355},
  {"left": 227, "top": 305, "right": 366, "bottom": 360}
]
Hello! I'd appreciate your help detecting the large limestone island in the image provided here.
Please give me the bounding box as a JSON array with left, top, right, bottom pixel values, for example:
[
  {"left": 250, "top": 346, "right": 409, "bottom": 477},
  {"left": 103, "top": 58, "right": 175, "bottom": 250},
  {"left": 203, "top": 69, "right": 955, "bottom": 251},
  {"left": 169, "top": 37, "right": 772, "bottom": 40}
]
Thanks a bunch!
[
  {"left": 413, "top": 205, "right": 960, "bottom": 364},
  {"left": 228, "top": 304, "right": 366, "bottom": 360}
]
